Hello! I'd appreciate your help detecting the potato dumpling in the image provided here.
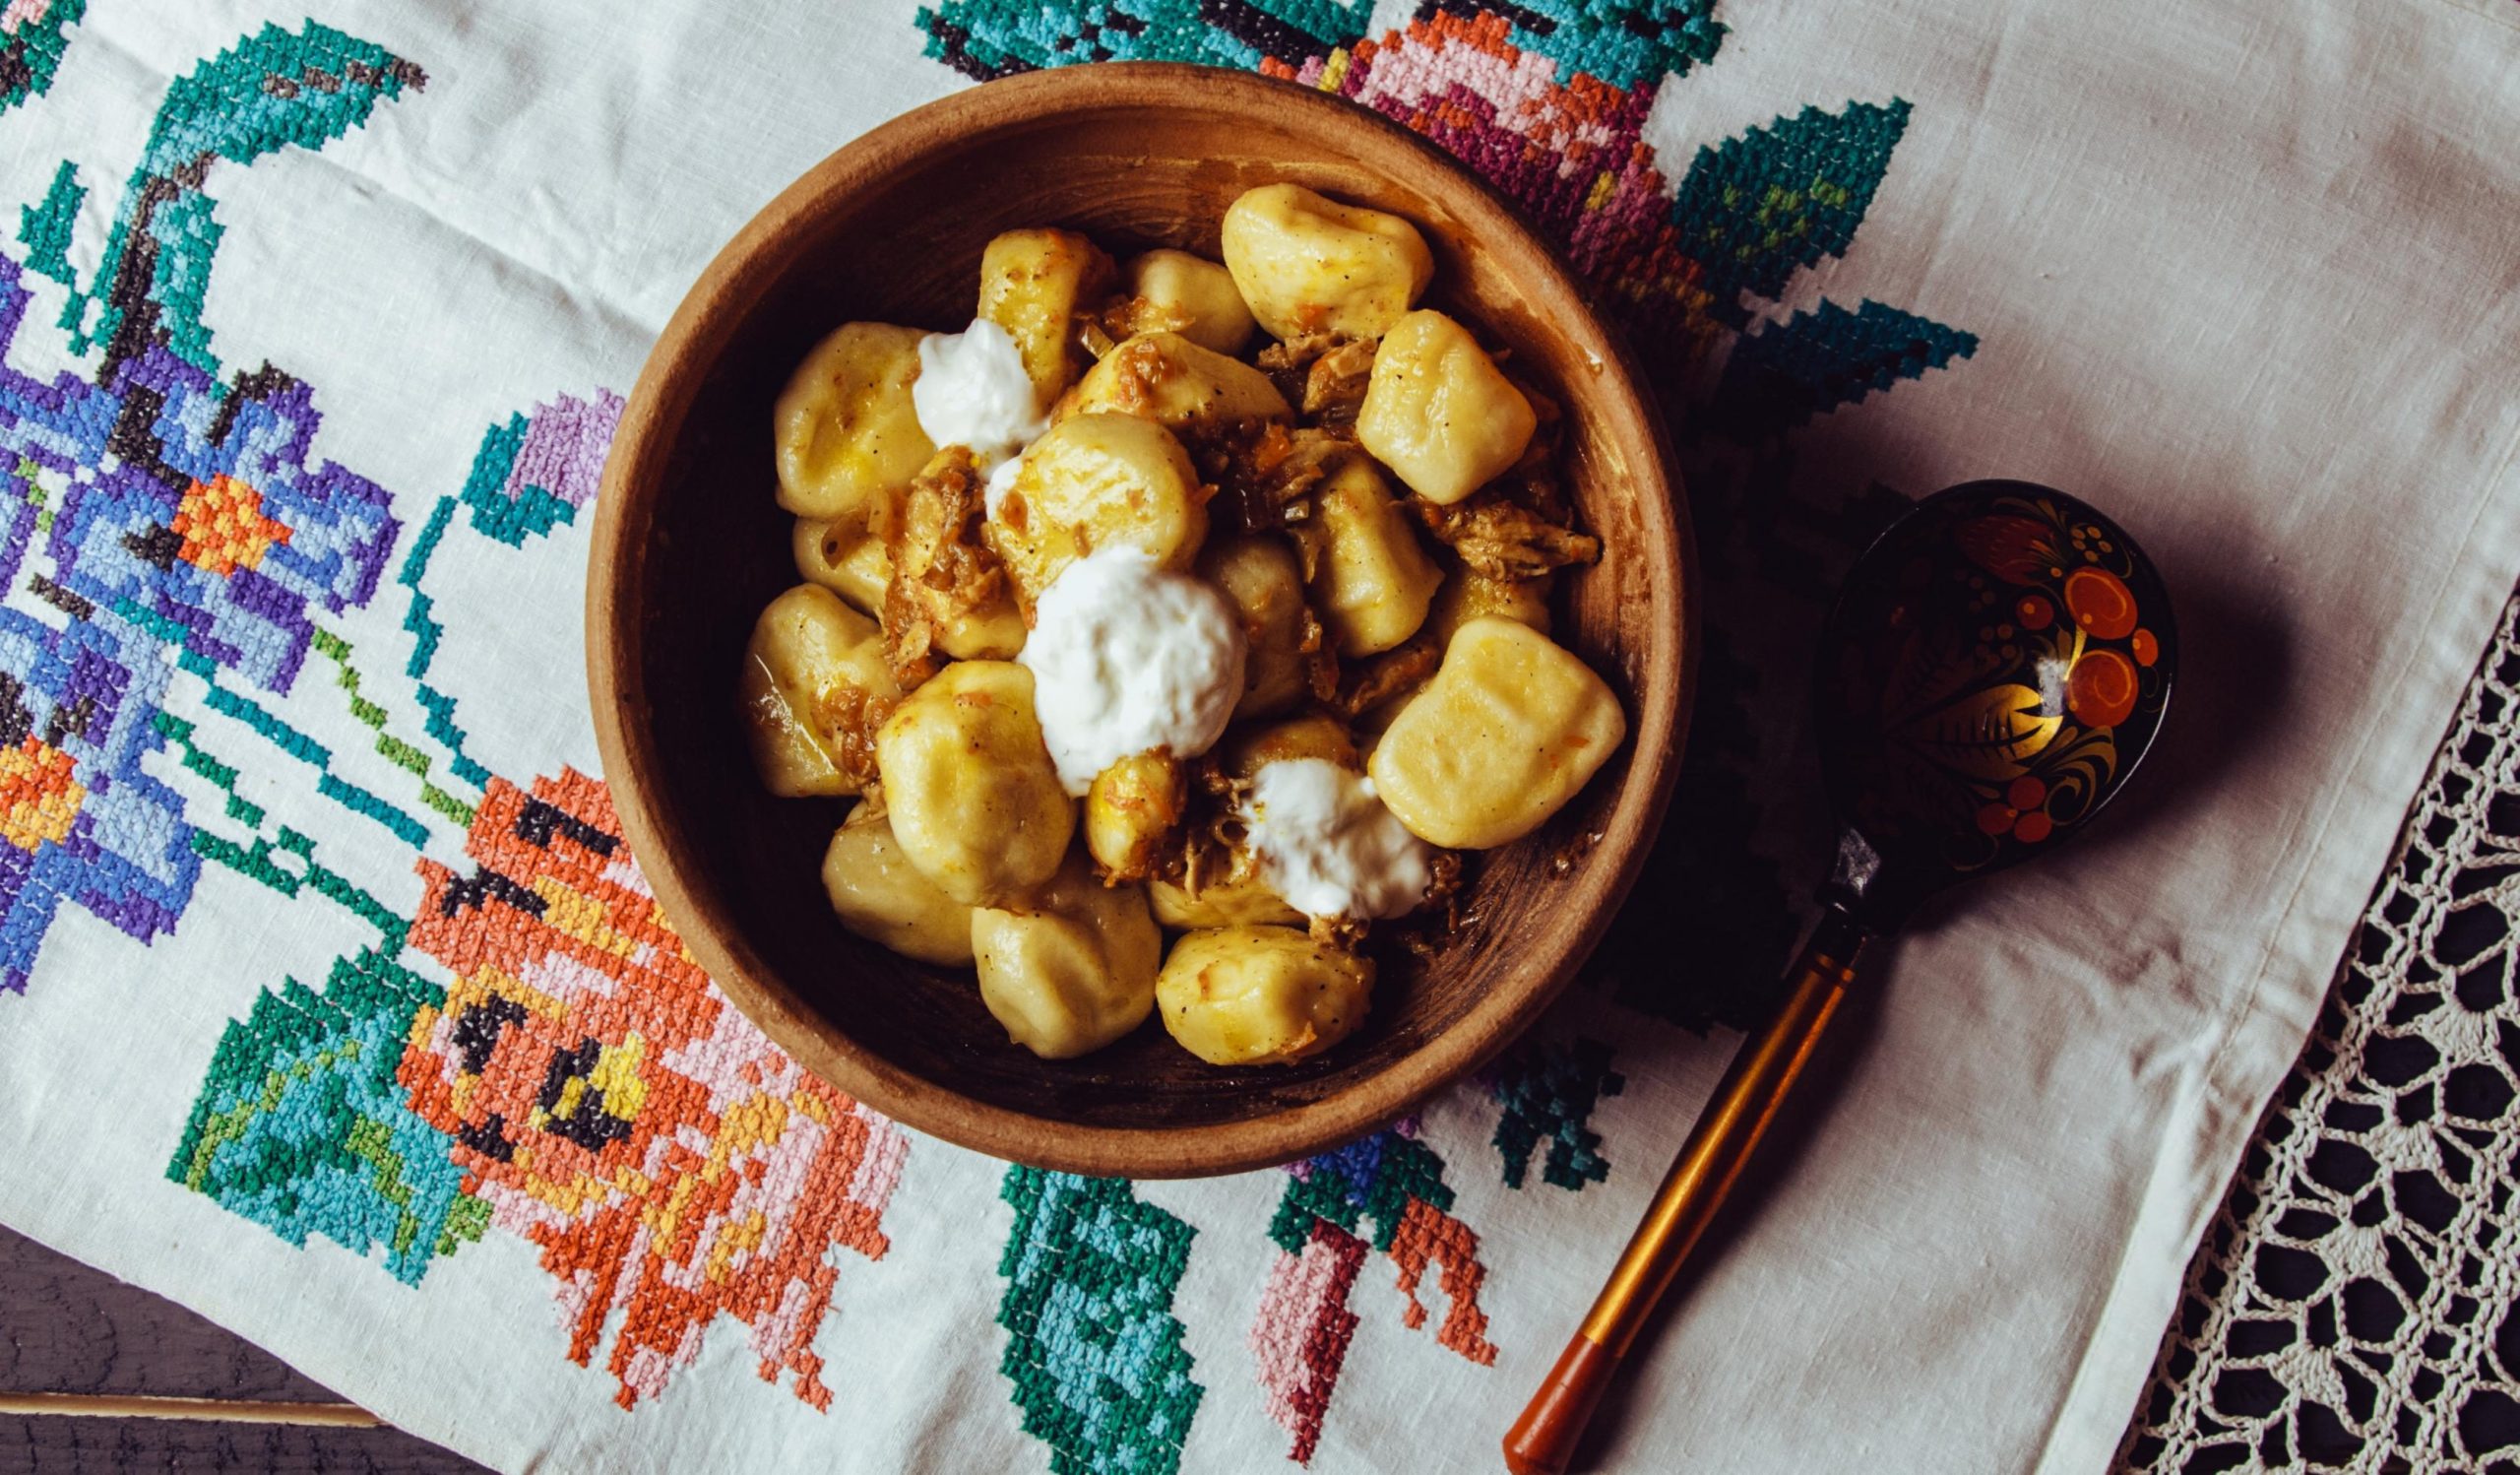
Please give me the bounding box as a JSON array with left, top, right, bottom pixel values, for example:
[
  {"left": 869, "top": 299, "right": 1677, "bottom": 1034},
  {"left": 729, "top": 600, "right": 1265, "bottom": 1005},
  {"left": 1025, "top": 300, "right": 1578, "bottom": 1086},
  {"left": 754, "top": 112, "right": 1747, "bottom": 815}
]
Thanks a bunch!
[
  {"left": 1354, "top": 310, "right": 1537, "bottom": 506},
  {"left": 821, "top": 798, "right": 974, "bottom": 966},
  {"left": 1199, "top": 535, "right": 1309, "bottom": 718},
  {"left": 978, "top": 228, "right": 1114, "bottom": 412},
  {"left": 1223, "top": 713, "right": 1359, "bottom": 779},
  {"left": 875, "top": 661, "right": 1074, "bottom": 904},
  {"left": 774, "top": 322, "right": 934, "bottom": 521},
  {"left": 973, "top": 852, "right": 1162, "bottom": 1058},
  {"left": 886, "top": 447, "right": 1028, "bottom": 675},
  {"left": 1300, "top": 455, "right": 1442, "bottom": 657},
  {"left": 1220, "top": 183, "right": 1432, "bottom": 341},
  {"left": 741, "top": 584, "right": 901, "bottom": 798},
  {"left": 1085, "top": 751, "right": 1186, "bottom": 883},
  {"left": 1425, "top": 566, "right": 1551, "bottom": 647},
  {"left": 1149, "top": 844, "right": 1302, "bottom": 929},
  {"left": 1368, "top": 616, "right": 1625, "bottom": 849},
  {"left": 1064, "top": 331, "right": 1291, "bottom": 434},
  {"left": 1124, "top": 249, "right": 1257, "bottom": 355},
  {"left": 792, "top": 514, "right": 892, "bottom": 617},
  {"left": 988, "top": 413, "right": 1207, "bottom": 611},
  {"left": 1156, "top": 925, "right": 1374, "bottom": 1065}
]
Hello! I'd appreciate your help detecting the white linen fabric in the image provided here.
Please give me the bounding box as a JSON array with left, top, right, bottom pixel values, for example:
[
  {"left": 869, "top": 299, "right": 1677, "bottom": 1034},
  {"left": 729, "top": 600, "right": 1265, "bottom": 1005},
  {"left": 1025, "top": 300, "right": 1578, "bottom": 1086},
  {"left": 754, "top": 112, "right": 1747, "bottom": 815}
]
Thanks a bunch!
[{"left": 0, "top": 2, "right": 2512, "bottom": 1473}]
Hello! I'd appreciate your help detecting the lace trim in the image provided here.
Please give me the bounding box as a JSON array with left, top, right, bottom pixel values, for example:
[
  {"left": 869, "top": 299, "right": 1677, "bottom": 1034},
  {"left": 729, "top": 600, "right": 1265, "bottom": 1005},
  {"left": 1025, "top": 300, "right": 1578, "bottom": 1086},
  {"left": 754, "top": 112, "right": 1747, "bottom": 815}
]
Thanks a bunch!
[{"left": 2120, "top": 592, "right": 2520, "bottom": 1471}]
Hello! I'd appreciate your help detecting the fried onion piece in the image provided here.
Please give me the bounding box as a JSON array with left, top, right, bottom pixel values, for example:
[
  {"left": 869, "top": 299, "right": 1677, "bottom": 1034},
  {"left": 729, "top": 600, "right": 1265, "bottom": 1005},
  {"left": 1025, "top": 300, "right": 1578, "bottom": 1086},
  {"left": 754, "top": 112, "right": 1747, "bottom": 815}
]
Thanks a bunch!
[
  {"left": 1079, "top": 293, "right": 1198, "bottom": 359},
  {"left": 1160, "top": 759, "right": 1253, "bottom": 893},
  {"left": 813, "top": 683, "right": 893, "bottom": 789},
  {"left": 881, "top": 446, "right": 1021, "bottom": 687},
  {"left": 1310, "top": 913, "right": 1371, "bottom": 950}
]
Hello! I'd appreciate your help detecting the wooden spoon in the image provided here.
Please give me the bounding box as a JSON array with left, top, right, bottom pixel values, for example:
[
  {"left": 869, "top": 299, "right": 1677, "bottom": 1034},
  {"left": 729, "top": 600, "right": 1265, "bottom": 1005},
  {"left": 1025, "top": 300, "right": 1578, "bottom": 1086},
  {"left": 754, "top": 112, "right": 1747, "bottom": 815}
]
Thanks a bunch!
[{"left": 1504, "top": 481, "right": 2177, "bottom": 1473}]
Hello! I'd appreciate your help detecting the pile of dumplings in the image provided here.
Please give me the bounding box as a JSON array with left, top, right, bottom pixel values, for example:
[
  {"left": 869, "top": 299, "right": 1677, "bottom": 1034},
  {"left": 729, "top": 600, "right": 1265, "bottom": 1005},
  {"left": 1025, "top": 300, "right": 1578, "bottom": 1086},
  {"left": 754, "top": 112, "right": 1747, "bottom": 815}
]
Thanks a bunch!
[{"left": 743, "top": 183, "right": 1626, "bottom": 1069}]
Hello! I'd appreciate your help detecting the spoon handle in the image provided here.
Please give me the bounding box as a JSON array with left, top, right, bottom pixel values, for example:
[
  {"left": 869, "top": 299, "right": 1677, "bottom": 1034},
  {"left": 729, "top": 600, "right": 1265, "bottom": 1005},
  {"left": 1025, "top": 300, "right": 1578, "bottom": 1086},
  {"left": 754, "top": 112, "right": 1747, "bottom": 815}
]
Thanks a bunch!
[{"left": 1502, "top": 906, "right": 1872, "bottom": 1475}]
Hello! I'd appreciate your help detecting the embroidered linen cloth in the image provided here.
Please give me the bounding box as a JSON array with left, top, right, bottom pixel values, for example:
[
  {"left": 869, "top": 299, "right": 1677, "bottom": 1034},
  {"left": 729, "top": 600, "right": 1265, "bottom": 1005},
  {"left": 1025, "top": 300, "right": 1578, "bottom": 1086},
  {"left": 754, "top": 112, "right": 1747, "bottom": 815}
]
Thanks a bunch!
[{"left": 1, "top": 1, "right": 2516, "bottom": 1471}]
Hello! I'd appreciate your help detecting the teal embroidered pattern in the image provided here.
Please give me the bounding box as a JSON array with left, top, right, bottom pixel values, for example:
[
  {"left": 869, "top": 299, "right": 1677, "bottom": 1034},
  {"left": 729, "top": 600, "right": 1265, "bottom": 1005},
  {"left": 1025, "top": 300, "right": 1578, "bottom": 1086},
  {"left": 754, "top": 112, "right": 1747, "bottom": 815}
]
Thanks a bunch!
[
  {"left": 0, "top": 0, "right": 82, "bottom": 116},
  {"left": 16, "top": 160, "right": 79, "bottom": 286},
  {"left": 167, "top": 947, "right": 480, "bottom": 1285},
  {"left": 1713, "top": 298, "right": 1983, "bottom": 438},
  {"left": 65, "top": 22, "right": 426, "bottom": 377},
  {"left": 0, "top": 20, "right": 412, "bottom": 994},
  {"left": 1489, "top": 1038, "right": 1625, "bottom": 1191},
  {"left": 1670, "top": 99, "right": 1913, "bottom": 324},
  {"left": 998, "top": 1168, "right": 1204, "bottom": 1475}
]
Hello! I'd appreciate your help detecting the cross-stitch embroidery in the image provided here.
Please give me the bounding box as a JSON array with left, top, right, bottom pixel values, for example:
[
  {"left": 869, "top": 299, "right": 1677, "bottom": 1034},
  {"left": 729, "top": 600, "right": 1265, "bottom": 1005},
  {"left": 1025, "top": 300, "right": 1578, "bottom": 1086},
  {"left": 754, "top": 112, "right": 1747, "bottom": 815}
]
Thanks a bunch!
[
  {"left": 17, "top": 22, "right": 926, "bottom": 1417},
  {"left": 998, "top": 1168, "right": 1205, "bottom": 1475},
  {"left": 1488, "top": 1036, "right": 1625, "bottom": 1191},
  {"left": 1251, "top": 1124, "right": 1496, "bottom": 1463},
  {"left": 0, "top": 23, "right": 410, "bottom": 992},
  {"left": 0, "top": 0, "right": 82, "bottom": 117}
]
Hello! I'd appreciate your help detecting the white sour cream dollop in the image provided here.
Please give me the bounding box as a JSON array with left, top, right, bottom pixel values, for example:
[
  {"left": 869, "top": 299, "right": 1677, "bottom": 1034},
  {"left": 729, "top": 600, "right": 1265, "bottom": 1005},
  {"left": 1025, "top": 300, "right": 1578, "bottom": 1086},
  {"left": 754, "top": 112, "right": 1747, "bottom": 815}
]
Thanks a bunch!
[
  {"left": 1243, "top": 758, "right": 1433, "bottom": 921},
  {"left": 1020, "top": 546, "right": 1246, "bottom": 795},
  {"left": 913, "top": 319, "right": 1043, "bottom": 470}
]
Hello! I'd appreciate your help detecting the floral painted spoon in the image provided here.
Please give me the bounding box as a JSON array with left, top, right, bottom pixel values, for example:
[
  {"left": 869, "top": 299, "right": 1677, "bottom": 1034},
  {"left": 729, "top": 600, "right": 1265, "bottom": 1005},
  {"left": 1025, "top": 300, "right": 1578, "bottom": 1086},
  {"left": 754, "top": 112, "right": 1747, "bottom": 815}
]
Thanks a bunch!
[{"left": 1505, "top": 481, "right": 2176, "bottom": 1474}]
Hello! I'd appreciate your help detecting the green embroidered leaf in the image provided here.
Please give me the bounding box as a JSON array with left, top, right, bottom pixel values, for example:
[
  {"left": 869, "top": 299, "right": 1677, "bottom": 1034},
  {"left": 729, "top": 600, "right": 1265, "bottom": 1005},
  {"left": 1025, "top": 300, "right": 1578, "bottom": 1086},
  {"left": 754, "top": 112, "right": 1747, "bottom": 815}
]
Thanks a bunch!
[
  {"left": 1489, "top": 1038, "right": 1625, "bottom": 1190},
  {"left": 134, "top": 21, "right": 425, "bottom": 180},
  {"left": 17, "top": 160, "right": 81, "bottom": 289},
  {"left": 1670, "top": 99, "right": 1913, "bottom": 323},
  {"left": 0, "top": 0, "right": 86, "bottom": 115},
  {"left": 1266, "top": 1127, "right": 1456, "bottom": 1254},
  {"left": 998, "top": 1169, "right": 1203, "bottom": 1475},
  {"left": 166, "top": 950, "right": 474, "bottom": 1286},
  {"left": 1710, "top": 297, "right": 1979, "bottom": 438},
  {"left": 75, "top": 21, "right": 426, "bottom": 373}
]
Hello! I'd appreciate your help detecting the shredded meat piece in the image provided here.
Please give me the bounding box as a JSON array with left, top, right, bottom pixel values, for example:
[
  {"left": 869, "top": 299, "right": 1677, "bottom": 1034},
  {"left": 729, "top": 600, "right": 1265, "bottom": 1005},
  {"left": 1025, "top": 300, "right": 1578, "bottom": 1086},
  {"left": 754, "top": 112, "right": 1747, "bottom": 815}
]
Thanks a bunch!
[
  {"left": 1198, "top": 420, "right": 1350, "bottom": 536},
  {"left": 1392, "top": 851, "right": 1469, "bottom": 961},
  {"left": 1297, "top": 603, "right": 1341, "bottom": 704},
  {"left": 1254, "top": 331, "right": 1345, "bottom": 371},
  {"left": 1328, "top": 637, "right": 1436, "bottom": 718},
  {"left": 1413, "top": 489, "right": 1602, "bottom": 581},
  {"left": 1310, "top": 914, "right": 1370, "bottom": 950},
  {"left": 881, "top": 447, "right": 1016, "bottom": 688},
  {"left": 1300, "top": 338, "right": 1378, "bottom": 428},
  {"left": 1257, "top": 330, "right": 1371, "bottom": 408},
  {"left": 1160, "top": 760, "right": 1254, "bottom": 893}
]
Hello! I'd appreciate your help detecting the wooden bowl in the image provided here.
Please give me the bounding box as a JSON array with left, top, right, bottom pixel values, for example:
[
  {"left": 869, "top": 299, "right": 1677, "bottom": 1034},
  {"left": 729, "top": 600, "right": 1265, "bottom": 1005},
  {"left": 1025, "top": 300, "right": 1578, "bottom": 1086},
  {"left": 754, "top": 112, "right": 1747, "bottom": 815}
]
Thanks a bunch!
[{"left": 589, "top": 63, "right": 1693, "bottom": 1178}]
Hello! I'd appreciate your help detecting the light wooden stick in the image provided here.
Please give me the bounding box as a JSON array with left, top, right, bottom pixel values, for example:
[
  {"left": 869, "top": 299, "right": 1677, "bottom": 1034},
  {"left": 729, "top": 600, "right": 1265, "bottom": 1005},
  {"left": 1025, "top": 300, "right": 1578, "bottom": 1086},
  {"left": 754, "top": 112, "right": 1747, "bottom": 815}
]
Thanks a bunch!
[{"left": 0, "top": 1391, "right": 385, "bottom": 1427}]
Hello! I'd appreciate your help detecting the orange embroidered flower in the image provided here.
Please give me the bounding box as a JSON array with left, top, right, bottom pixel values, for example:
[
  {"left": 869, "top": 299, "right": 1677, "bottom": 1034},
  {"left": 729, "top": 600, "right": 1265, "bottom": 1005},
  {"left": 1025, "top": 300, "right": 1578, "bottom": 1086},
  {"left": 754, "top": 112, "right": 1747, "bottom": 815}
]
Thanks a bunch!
[
  {"left": 397, "top": 771, "right": 904, "bottom": 1410},
  {"left": 171, "top": 475, "right": 291, "bottom": 575},
  {"left": 0, "top": 736, "right": 84, "bottom": 852}
]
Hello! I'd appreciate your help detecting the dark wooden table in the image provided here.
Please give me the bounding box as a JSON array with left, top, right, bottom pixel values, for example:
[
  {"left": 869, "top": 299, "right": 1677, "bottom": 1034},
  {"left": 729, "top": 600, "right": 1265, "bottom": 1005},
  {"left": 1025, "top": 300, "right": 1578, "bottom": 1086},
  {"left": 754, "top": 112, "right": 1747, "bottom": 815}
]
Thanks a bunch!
[{"left": 1, "top": 1227, "right": 480, "bottom": 1471}]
